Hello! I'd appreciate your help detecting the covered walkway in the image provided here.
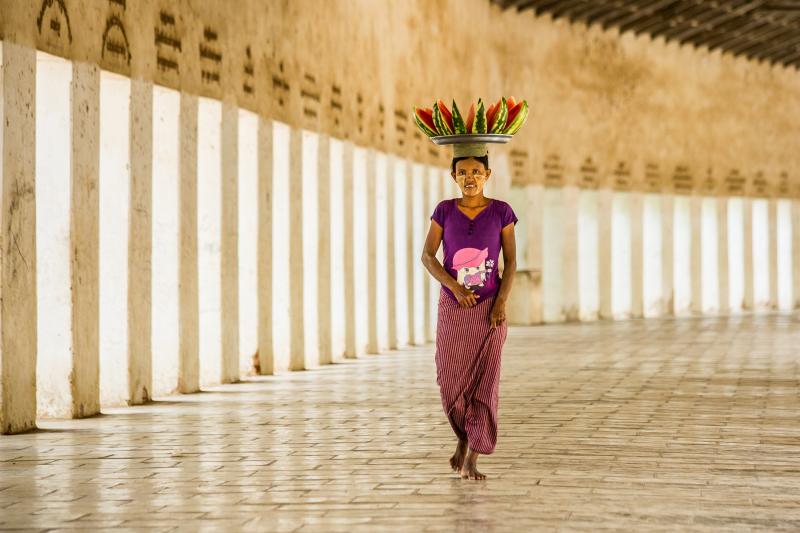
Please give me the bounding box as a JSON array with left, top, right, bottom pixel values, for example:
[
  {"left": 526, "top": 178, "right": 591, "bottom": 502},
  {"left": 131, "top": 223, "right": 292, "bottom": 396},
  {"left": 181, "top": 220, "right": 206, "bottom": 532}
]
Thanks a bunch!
[{"left": 2, "top": 314, "right": 799, "bottom": 531}]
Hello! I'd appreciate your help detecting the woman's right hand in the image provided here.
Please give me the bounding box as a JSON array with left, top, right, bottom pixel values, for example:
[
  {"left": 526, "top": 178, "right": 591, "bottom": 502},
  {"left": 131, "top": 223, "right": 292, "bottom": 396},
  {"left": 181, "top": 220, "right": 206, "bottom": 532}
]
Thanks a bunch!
[{"left": 452, "top": 284, "right": 480, "bottom": 308}]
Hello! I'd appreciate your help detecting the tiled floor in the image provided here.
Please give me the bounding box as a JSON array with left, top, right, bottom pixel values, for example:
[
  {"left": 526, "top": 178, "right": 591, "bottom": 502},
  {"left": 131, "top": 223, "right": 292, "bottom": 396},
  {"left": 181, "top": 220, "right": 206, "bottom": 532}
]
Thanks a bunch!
[{"left": 2, "top": 313, "right": 800, "bottom": 532}]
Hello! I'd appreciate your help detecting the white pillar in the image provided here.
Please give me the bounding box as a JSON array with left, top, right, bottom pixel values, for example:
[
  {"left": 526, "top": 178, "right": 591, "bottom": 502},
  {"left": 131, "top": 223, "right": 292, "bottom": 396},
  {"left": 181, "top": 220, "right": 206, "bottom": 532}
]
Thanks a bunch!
[
  {"left": 0, "top": 42, "right": 38, "bottom": 434},
  {"left": 386, "top": 156, "right": 398, "bottom": 350},
  {"left": 366, "top": 149, "right": 379, "bottom": 354},
  {"left": 426, "top": 166, "right": 440, "bottom": 342},
  {"left": 410, "top": 164, "right": 426, "bottom": 344},
  {"left": 768, "top": 197, "right": 779, "bottom": 309},
  {"left": 717, "top": 196, "right": 730, "bottom": 314},
  {"left": 525, "top": 184, "right": 543, "bottom": 324},
  {"left": 597, "top": 188, "right": 613, "bottom": 319},
  {"left": 393, "top": 159, "right": 410, "bottom": 346},
  {"left": 220, "top": 101, "right": 239, "bottom": 382},
  {"left": 288, "top": 128, "right": 306, "bottom": 369},
  {"left": 257, "top": 118, "right": 275, "bottom": 373},
  {"left": 71, "top": 62, "right": 100, "bottom": 416},
  {"left": 36, "top": 52, "right": 73, "bottom": 418},
  {"left": 562, "top": 185, "right": 580, "bottom": 321},
  {"left": 630, "top": 191, "right": 644, "bottom": 318},
  {"left": 374, "top": 153, "right": 389, "bottom": 351},
  {"left": 578, "top": 189, "right": 600, "bottom": 320},
  {"left": 128, "top": 79, "right": 153, "bottom": 403},
  {"left": 343, "top": 142, "right": 357, "bottom": 357},
  {"left": 793, "top": 199, "right": 800, "bottom": 310},
  {"left": 317, "top": 134, "right": 333, "bottom": 364},
  {"left": 690, "top": 194, "right": 702, "bottom": 315},
  {"left": 178, "top": 93, "right": 200, "bottom": 392},
  {"left": 742, "top": 198, "right": 754, "bottom": 310},
  {"left": 99, "top": 71, "right": 131, "bottom": 405},
  {"left": 661, "top": 194, "right": 675, "bottom": 315},
  {"left": 152, "top": 86, "right": 181, "bottom": 397},
  {"left": 237, "top": 109, "right": 258, "bottom": 377},
  {"left": 543, "top": 187, "right": 564, "bottom": 322},
  {"left": 406, "top": 163, "right": 417, "bottom": 344}
]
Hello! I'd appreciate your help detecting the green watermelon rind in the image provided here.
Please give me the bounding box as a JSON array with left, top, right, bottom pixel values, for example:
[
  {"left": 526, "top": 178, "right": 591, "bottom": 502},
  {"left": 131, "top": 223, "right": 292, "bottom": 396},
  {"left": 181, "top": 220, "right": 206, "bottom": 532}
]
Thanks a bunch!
[
  {"left": 451, "top": 100, "right": 467, "bottom": 134},
  {"left": 432, "top": 103, "right": 453, "bottom": 135},
  {"left": 503, "top": 100, "right": 529, "bottom": 135},
  {"left": 490, "top": 97, "right": 508, "bottom": 134},
  {"left": 474, "top": 99, "right": 487, "bottom": 134},
  {"left": 413, "top": 111, "right": 438, "bottom": 137}
]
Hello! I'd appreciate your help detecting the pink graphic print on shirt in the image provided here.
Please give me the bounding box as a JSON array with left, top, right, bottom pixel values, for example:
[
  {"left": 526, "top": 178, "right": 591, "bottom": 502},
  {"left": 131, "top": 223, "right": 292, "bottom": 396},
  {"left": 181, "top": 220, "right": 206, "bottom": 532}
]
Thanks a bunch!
[{"left": 452, "top": 247, "right": 493, "bottom": 291}]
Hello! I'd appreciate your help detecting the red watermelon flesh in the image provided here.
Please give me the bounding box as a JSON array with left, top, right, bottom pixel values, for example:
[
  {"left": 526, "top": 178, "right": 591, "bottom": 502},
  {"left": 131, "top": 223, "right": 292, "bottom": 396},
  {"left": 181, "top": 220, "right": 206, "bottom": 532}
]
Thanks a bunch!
[
  {"left": 465, "top": 103, "right": 475, "bottom": 133},
  {"left": 505, "top": 101, "right": 523, "bottom": 129},
  {"left": 486, "top": 102, "right": 498, "bottom": 132},
  {"left": 507, "top": 96, "right": 516, "bottom": 109},
  {"left": 417, "top": 108, "right": 436, "bottom": 132},
  {"left": 437, "top": 100, "right": 454, "bottom": 133}
]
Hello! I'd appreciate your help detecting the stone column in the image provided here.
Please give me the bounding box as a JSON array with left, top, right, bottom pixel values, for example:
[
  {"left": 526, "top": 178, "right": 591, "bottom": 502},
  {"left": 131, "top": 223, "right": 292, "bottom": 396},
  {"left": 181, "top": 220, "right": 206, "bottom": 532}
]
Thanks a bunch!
[
  {"left": 690, "top": 194, "right": 702, "bottom": 314},
  {"left": 386, "top": 156, "right": 398, "bottom": 350},
  {"left": 597, "top": 188, "right": 613, "bottom": 319},
  {"left": 343, "top": 142, "right": 357, "bottom": 357},
  {"left": 630, "top": 191, "right": 644, "bottom": 318},
  {"left": 425, "top": 166, "right": 439, "bottom": 343},
  {"left": 406, "top": 163, "right": 417, "bottom": 345},
  {"left": 0, "top": 42, "right": 37, "bottom": 434},
  {"left": 220, "top": 102, "right": 239, "bottom": 382},
  {"left": 317, "top": 134, "right": 333, "bottom": 364},
  {"left": 661, "top": 194, "right": 675, "bottom": 315},
  {"left": 127, "top": 79, "right": 153, "bottom": 404},
  {"left": 70, "top": 62, "right": 100, "bottom": 417},
  {"left": 793, "top": 199, "right": 800, "bottom": 310},
  {"left": 742, "top": 198, "right": 754, "bottom": 310},
  {"left": 178, "top": 93, "right": 200, "bottom": 393},
  {"left": 288, "top": 128, "right": 306, "bottom": 369},
  {"left": 410, "top": 164, "right": 426, "bottom": 344},
  {"left": 562, "top": 185, "right": 580, "bottom": 321},
  {"left": 525, "top": 184, "right": 543, "bottom": 324},
  {"left": 257, "top": 118, "right": 275, "bottom": 374},
  {"left": 366, "top": 149, "right": 379, "bottom": 354},
  {"left": 717, "top": 196, "right": 729, "bottom": 314},
  {"left": 768, "top": 197, "right": 779, "bottom": 309}
]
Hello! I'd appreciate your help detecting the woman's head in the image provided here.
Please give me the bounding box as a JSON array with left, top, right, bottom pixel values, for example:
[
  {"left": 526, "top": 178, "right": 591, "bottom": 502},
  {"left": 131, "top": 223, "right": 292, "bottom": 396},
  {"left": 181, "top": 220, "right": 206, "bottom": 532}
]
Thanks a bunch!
[{"left": 451, "top": 155, "right": 491, "bottom": 198}]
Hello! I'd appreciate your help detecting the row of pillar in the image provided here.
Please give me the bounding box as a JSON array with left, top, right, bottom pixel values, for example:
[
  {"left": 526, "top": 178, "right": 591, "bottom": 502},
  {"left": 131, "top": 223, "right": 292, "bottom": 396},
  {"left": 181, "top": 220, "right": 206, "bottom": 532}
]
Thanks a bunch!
[
  {"left": 523, "top": 185, "right": 800, "bottom": 323},
  {"left": 0, "top": 45, "right": 453, "bottom": 434}
]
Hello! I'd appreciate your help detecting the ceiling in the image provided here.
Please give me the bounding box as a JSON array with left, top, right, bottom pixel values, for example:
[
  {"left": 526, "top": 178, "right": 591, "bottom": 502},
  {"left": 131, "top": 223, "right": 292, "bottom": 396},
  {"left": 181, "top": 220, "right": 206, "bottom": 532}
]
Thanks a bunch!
[{"left": 491, "top": 0, "right": 800, "bottom": 69}]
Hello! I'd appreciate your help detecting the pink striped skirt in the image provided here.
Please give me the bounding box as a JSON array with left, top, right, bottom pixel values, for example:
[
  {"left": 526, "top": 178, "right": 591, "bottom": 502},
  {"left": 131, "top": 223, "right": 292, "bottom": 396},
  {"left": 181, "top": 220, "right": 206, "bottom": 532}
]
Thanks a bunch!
[{"left": 435, "top": 286, "right": 508, "bottom": 455}]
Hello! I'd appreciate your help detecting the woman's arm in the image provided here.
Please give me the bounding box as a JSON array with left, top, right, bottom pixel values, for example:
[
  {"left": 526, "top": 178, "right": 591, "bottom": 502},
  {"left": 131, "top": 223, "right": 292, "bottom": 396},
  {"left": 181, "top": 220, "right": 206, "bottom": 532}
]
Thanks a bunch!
[
  {"left": 490, "top": 223, "right": 517, "bottom": 327},
  {"left": 421, "top": 220, "right": 478, "bottom": 307}
]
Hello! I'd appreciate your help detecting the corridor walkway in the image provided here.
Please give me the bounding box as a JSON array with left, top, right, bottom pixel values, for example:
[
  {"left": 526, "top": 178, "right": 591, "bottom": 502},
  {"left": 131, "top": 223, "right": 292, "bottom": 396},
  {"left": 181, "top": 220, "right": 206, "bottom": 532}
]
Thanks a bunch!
[{"left": 2, "top": 314, "right": 799, "bottom": 532}]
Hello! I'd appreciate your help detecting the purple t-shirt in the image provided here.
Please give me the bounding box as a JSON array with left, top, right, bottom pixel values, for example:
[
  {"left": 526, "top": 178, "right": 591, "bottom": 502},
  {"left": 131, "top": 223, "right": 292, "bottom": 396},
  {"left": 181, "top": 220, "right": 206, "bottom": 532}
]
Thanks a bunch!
[{"left": 431, "top": 198, "right": 518, "bottom": 303}]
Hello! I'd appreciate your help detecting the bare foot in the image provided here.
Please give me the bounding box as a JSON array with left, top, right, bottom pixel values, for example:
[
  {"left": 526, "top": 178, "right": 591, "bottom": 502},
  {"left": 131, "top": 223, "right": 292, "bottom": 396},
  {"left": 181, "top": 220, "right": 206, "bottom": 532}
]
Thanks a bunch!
[
  {"left": 460, "top": 448, "right": 486, "bottom": 480},
  {"left": 450, "top": 439, "right": 467, "bottom": 472}
]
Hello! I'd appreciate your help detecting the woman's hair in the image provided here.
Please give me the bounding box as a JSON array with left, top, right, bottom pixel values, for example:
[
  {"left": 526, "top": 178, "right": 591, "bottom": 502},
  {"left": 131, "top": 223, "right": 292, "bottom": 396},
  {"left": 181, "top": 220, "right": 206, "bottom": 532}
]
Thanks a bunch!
[{"left": 451, "top": 155, "right": 489, "bottom": 174}]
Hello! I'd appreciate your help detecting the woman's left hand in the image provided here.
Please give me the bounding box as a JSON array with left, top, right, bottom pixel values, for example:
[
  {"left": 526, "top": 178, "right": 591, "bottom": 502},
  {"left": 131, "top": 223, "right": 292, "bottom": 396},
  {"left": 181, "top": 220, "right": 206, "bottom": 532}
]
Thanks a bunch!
[{"left": 489, "top": 302, "right": 506, "bottom": 329}]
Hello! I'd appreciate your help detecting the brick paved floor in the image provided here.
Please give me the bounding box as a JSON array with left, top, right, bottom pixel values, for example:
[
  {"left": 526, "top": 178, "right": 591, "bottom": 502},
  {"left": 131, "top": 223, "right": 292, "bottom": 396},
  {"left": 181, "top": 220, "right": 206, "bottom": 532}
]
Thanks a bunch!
[{"left": 2, "top": 313, "right": 800, "bottom": 532}]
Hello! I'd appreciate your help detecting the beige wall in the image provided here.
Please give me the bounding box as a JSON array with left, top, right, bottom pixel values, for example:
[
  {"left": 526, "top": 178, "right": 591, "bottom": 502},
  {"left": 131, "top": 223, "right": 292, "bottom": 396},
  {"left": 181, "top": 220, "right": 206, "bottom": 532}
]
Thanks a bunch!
[{"left": 1, "top": 0, "right": 797, "bottom": 196}]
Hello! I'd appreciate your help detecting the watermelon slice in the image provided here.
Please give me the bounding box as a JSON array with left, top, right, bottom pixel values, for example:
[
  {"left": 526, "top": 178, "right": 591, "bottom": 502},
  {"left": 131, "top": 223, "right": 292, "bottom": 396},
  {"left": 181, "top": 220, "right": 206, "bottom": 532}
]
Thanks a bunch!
[
  {"left": 474, "top": 99, "right": 487, "bottom": 134},
  {"left": 451, "top": 100, "right": 467, "bottom": 134},
  {"left": 416, "top": 107, "right": 437, "bottom": 133},
  {"left": 506, "top": 96, "right": 516, "bottom": 110},
  {"left": 505, "top": 101, "right": 523, "bottom": 131},
  {"left": 436, "top": 99, "right": 454, "bottom": 134},
  {"left": 465, "top": 103, "right": 475, "bottom": 133},
  {"left": 486, "top": 102, "right": 499, "bottom": 132}
]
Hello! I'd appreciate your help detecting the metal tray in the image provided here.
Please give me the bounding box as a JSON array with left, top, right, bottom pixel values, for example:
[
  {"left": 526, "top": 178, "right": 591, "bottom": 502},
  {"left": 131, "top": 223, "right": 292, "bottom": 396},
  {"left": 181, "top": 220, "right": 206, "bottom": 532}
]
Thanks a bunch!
[{"left": 430, "top": 134, "right": 512, "bottom": 145}]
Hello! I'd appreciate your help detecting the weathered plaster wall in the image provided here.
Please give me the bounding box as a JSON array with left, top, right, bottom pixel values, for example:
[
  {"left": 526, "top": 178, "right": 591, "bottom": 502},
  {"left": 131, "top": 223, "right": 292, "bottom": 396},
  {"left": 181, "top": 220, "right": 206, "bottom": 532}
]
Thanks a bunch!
[{"left": 1, "top": 0, "right": 797, "bottom": 196}]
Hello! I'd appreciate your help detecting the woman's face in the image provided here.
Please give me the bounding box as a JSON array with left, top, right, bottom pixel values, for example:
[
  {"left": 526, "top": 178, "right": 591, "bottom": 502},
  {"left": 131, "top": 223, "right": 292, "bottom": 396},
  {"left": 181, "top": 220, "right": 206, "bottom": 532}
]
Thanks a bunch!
[{"left": 452, "top": 158, "right": 492, "bottom": 198}]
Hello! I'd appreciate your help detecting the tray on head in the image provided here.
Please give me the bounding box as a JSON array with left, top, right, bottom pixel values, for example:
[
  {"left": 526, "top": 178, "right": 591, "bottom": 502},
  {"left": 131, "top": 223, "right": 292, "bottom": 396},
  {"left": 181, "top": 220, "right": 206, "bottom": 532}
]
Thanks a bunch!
[{"left": 430, "top": 134, "right": 512, "bottom": 145}]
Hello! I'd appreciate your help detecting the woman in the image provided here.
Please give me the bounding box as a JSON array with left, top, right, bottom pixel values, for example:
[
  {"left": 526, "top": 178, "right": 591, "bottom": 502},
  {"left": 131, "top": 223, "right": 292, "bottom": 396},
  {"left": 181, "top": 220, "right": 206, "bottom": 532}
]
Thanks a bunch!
[{"left": 421, "top": 143, "right": 518, "bottom": 480}]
